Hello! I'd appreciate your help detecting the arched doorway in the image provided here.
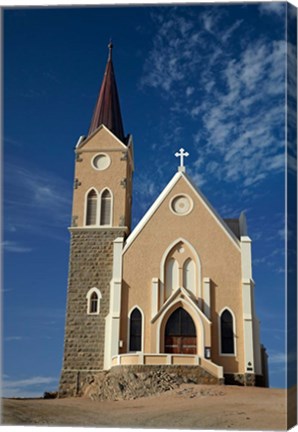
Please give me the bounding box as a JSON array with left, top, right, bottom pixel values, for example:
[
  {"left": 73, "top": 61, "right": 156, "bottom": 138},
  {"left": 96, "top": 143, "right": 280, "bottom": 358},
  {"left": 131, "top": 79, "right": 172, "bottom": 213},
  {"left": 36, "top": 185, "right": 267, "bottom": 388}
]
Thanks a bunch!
[{"left": 164, "top": 307, "right": 197, "bottom": 354}]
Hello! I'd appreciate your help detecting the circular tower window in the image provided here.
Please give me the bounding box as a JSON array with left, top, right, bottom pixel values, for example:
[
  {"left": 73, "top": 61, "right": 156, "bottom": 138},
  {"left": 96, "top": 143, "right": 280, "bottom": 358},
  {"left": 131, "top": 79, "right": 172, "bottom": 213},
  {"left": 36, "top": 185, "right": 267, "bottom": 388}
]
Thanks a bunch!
[{"left": 92, "top": 153, "right": 111, "bottom": 171}]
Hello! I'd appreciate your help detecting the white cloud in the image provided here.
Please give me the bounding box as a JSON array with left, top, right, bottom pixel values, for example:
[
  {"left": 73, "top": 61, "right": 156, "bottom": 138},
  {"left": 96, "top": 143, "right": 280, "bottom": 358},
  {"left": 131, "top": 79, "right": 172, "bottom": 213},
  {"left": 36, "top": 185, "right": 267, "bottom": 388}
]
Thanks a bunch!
[
  {"left": 141, "top": 10, "right": 285, "bottom": 193},
  {"left": 186, "top": 86, "right": 194, "bottom": 96},
  {"left": 3, "top": 376, "right": 56, "bottom": 388},
  {"left": 259, "top": 2, "right": 285, "bottom": 16},
  {"left": 4, "top": 336, "right": 23, "bottom": 342},
  {"left": 269, "top": 351, "right": 286, "bottom": 364},
  {"left": 221, "top": 19, "right": 243, "bottom": 43},
  {"left": 2, "top": 376, "right": 58, "bottom": 398},
  {"left": 2, "top": 241, "right": 32, "bottom": 253},
  {"left": 4, "top": 160, "right": 72, "bottom": 239},
  {"left": 269, "top": 350, "right": 296, "bottom": 367}
]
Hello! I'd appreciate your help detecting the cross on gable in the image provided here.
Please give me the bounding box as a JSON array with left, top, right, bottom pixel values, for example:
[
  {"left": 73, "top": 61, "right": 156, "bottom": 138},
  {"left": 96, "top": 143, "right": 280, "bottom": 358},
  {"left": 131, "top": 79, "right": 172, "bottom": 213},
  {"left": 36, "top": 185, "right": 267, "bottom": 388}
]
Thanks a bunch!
[{"left": 175, "top": 148, "right": 189, "bottom": 172}]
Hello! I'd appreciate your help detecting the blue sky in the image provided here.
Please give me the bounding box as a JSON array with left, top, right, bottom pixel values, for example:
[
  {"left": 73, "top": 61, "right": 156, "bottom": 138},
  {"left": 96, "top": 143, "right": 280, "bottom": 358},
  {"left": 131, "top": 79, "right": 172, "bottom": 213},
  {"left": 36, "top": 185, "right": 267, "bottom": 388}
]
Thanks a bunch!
[{"left": 2, "top": 3, "right": 294, "bottom": 396}]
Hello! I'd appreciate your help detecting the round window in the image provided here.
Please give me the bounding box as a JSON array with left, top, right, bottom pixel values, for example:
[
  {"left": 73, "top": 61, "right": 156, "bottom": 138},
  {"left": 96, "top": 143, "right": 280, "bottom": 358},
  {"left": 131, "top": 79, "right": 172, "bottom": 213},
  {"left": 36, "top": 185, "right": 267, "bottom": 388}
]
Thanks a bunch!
[
  {"left": 170, "top": 195, "right": 193, "bottom": 215},
  {"left": 92, "top": 154, "right": 111, "bottom": 171}
]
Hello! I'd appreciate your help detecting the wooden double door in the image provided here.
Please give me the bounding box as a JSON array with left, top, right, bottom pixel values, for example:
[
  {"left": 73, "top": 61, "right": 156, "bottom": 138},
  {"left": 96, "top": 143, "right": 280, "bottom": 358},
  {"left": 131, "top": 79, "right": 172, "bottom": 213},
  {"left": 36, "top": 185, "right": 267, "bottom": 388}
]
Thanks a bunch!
[{"left": 164, "top": 307, "right": 197, "bottom": 355}]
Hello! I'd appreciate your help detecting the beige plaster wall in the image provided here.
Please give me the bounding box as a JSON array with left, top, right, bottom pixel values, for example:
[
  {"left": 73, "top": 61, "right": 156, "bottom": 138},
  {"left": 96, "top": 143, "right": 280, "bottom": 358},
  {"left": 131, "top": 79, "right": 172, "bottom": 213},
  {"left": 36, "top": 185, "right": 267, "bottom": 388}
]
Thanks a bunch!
[
  {"left": 72, "top": 127, "right": 132, "bottom": 229},
  {"left": 121, "top": 174, "right": 245, "bottom": 374}
]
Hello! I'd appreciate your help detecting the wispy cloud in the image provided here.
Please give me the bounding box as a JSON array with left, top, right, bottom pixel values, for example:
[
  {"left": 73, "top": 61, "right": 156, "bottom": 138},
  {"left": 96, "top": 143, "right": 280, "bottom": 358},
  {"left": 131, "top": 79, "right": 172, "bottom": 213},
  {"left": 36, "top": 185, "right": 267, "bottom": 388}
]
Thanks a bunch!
[
  {"left": 133, "top": 171, "right": 161, "bottom": 219},
  {"left": 2, "top": 376, "right": 58, "bottom": 398},
  {"left": 140, "top": 8, "right": 285, "bottom": 196},
  {"left": 3, "top": 376, "right": 56, "bottom": 388},
  {"left": 259, "top": 2, "right": 285, "bottom": 17},
  {"left": 4, "top": 336, "right": 23, "bottom": 342},
  {"left": 4, "top": 160, "right": 72, "bottom": 240},
  {"left": 269, "top": 351, "right": 286, "bottom": 364},
  {"left": 2, "top": 241, "right": 32, "bottom": 253}
]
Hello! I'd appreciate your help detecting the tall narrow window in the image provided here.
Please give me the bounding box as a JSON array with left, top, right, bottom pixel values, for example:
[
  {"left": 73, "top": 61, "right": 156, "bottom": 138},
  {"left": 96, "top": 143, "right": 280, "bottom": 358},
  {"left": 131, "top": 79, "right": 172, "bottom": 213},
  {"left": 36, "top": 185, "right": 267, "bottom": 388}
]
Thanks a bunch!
[
  {"left": 165, "top": 258, "right": 179, "bottom": 299},
  {"left": 129, "top": 308, "right": 142, "bottom": 351},
  {"left": 183, "top": 258, "right": 196, "bottom": 295},
  {"left": 86, "top": 189, "right": 97, "bottom": 225},
  {"left": 221, "top": 309, "right": 235, "bottom": 354},
  {"left": 90, "top": 292, "right": 98, "bottom": 313},
  {"left": 100, "top": 189, "right": 112, "bottom": 226},
  {"left": 86, "top": 288, "right": 102, "bottom": 315}
]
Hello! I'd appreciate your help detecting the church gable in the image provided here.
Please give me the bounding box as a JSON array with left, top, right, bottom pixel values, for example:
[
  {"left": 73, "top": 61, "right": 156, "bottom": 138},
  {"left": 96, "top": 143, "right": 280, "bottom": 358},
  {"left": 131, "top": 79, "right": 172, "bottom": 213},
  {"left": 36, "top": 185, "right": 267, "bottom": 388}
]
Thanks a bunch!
[
  {"left": 124, "top": 171, "right": 240, "bottom": 255},
  {"left": 76, "top": 125, "right": 127, "bottom": 152}
]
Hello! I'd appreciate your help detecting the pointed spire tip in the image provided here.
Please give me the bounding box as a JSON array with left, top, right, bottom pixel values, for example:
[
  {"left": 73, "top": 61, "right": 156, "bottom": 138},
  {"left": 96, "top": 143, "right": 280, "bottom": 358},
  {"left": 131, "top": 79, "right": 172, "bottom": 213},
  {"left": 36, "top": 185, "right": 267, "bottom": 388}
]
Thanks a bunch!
[{"left": 108, "top": 39, "right": 113, "bottom": 60}]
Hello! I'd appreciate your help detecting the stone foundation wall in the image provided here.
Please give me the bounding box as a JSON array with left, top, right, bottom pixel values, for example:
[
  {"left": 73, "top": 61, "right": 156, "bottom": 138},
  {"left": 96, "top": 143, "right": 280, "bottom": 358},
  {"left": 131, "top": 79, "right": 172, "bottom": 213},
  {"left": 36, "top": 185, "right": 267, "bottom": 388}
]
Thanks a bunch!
[
  {"left": 224, "top": 373, "right": 267, "bottom": 387},
  {"left": 59, "top": 228, "right": 125, "bottom": 396},
  {"left": 76, "top": 365, "right": 224, "bottom": 400}
]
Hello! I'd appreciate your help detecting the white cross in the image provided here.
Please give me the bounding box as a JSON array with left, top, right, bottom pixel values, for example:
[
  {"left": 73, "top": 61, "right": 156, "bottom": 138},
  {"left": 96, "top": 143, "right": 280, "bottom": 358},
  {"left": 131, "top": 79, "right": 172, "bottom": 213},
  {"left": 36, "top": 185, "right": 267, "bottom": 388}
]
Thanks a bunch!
[{"left": 175, "top": 148, "right": 189, "bottom": 169}]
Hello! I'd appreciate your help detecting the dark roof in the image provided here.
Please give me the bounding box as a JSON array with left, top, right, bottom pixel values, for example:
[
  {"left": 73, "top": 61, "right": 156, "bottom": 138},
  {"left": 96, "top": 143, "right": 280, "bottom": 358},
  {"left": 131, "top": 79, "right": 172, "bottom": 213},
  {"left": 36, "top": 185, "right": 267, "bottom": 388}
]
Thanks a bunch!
[
  {"left": 224, "top": 219, "right": 240, "bottom": 239},
  {"left": 88, "top": 42, "right": 125, "bottom": 143}
]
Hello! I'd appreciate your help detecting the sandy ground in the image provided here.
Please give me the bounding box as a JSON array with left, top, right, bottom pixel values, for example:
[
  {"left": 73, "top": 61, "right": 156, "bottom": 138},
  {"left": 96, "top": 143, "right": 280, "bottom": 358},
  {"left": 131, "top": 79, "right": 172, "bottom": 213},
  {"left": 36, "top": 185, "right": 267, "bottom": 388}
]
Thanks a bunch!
[{"left": 1, "top": 384, "right": 290, "bottom": 430}]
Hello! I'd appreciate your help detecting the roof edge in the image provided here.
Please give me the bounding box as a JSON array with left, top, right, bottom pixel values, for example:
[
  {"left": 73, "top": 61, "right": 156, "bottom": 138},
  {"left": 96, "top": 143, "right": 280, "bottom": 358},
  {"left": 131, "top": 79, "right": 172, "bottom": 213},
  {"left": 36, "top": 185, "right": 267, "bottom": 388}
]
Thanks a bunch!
[
  {"left": 76, "top": 124, "right": 128, "bottom": 150},
  {"left": 123, "top": 171, "right": 182, "bottom": 253}
]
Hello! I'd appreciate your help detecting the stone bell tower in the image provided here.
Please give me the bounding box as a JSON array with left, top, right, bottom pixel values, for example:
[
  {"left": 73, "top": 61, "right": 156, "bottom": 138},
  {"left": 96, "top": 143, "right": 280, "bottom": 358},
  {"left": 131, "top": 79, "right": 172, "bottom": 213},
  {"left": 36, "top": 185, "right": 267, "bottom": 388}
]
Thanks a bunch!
[{"left": 59, "top": 42, "right": 133, "bottom": 396}]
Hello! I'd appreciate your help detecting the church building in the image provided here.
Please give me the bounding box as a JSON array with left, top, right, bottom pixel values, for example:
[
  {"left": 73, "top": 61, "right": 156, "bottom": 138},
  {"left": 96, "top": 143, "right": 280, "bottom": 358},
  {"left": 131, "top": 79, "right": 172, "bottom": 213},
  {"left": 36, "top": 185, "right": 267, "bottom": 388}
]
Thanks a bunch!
[{"left": 59, "top": 43, "right": 268, "bottom": 396}]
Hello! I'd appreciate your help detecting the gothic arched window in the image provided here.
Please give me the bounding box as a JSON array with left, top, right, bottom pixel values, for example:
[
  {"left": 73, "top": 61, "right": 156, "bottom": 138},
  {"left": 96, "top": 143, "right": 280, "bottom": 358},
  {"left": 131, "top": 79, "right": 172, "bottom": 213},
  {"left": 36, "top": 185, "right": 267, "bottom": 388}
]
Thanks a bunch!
[
  {"left": 100, "top": 189, "right": 112, "bottom": 226},
  {"left": 86, "top": 288, "right": 102, "bottom": 315},
  {"left": 183, "top": 258, "right": 195, "bottom": 295},
  {"left": 165, "top": 258, "right": 179, "bottom": 299},
  {"left": 220, "top": 309, "right": 235, "bottom": 354},
  {"left": 129, "top": 308, "right": 142, "bottom": 351},
  {"left": 90, "top": 292, "right": 98, "bottom": 313},
  {"left": 86, "top": 189, "right": 97, "bottom": 226}
]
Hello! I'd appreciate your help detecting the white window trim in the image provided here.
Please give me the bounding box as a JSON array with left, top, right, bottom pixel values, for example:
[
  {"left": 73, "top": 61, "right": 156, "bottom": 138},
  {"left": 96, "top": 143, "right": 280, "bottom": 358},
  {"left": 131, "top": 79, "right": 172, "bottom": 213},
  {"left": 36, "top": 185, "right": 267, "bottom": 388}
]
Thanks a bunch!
[
  {"left": 86, "top": 287, "right": 102, "bottom": 315},
  {"left": 84, "top": 187, "right": 99, "bottom": 227},
  {"left": 218, "top": 307, "right": 237, "bottom": 357},
  {"left": 84, "top": 187, "right": 114, "bottom": 227},
  {"left": 160, "top": 238, "right": 201, "bottom": 301},
  {"left": 127, "top": 305, "right": 144, "bottom": 353},
  {"left": 99, "top": 187, "right": 113, "bottom": 227}
]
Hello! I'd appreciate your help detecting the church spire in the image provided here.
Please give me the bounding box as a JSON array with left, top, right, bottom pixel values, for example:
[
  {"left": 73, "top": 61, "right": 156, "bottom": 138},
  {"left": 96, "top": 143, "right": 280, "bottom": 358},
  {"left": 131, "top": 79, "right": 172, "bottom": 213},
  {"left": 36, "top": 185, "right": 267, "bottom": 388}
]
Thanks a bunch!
[{"left": 88, "top": 41, "right": 125, "bottom": 142}]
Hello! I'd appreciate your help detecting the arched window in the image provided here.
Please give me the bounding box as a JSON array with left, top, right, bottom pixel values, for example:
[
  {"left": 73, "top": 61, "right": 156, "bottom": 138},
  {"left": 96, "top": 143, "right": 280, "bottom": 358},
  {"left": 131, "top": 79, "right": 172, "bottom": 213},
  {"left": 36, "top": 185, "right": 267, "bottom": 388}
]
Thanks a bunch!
[
  {"left": 86, "top": 288, "right": 102, "bottom": 315},
  {"left": 86, "top": 189, "right": 97, "bottom": 226},
  {"left": 90, "top": 292, "right": 98, "bottom": 313},
  {"left": 129, "top": 308, "right": 142, "bottom": 351},
  {"left": 165, "top": 258, "right": 179, "bottom": 299},
  {"left": 100, "top": 189, "right": 112, "bottom": 226},
  {"left": 183, "top": 258, "right": 195, "bottom": 295},
  {"left": 220, "top": 309, "right": 235, "bottom": 354}
]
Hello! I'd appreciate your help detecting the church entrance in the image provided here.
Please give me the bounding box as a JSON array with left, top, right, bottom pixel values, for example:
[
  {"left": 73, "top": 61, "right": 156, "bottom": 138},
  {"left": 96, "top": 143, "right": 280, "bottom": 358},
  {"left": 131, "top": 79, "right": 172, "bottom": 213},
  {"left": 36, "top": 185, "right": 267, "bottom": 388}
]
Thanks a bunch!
[{"left": 164, "top": 307, "right": 197, "bottom": 354}]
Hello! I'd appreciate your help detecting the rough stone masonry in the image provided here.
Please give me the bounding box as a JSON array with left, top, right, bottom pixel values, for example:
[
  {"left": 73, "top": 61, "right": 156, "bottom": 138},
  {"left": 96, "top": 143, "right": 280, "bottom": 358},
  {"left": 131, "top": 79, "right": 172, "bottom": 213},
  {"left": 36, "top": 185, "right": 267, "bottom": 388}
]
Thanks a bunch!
[{"left": 59, "top": 228, "right": 125, "bottom": 397}]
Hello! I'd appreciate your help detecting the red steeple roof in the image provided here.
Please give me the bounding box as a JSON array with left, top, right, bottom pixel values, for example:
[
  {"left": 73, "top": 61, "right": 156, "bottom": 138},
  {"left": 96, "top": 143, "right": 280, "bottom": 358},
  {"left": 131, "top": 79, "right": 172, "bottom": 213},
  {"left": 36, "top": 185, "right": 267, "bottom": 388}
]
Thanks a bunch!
[{"left": 88, "top": 42, "right": 125, "bottom": 142}]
